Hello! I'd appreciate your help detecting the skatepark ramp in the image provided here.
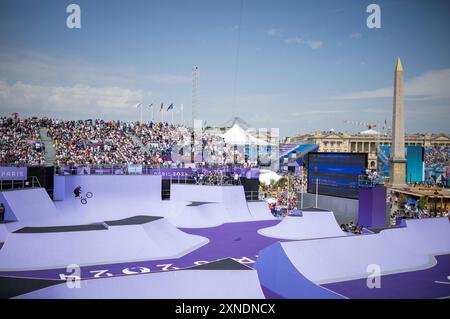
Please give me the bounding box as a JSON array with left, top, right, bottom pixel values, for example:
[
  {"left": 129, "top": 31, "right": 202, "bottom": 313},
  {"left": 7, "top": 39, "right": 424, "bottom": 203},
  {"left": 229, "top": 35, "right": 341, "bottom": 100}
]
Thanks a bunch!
[
  {"left": 0, "top": 217, "right": 208, "bottom": 271},
  {"left": 247, "top": 201, "right": 275, "bottom": 221},
  {"left": 53, "top": 175, "right": 163, "bottom": 223},
  {"left": 15, "top": 259, "right": 266, "bottom": 299},
  {"left": 256, "top": 218, "right": 450, "bottom": 298},
  {"left": 0, "top": 188, "right": 59, "bottom": 228},
  {"left": 0, "top": 224, "right": 8, "bottom": 243},
  {"left": 168, "top": 185, "right": 274, "bottom": 227},
  {"left": 258, "top": 209, "right": 346, "bottom": 240}
]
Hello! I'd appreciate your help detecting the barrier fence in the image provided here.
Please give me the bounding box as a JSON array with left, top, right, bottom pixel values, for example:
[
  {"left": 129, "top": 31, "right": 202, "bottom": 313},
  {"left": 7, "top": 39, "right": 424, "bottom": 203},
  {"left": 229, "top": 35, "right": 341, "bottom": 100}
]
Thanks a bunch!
[{"left": 0, "top": 176, "right": 42, "bottom": 191}]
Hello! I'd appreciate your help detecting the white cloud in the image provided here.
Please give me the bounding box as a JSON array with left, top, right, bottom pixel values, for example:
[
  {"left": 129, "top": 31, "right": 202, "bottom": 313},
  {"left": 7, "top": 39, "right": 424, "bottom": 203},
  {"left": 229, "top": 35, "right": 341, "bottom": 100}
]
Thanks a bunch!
[
  {"left": 336, "top": 68, "right": 450, "bottom": 100},
  {"left": 0, "top": 80, "right": 145, "bottom": 115},
  {"left": 0, "top": 47, "right": 190, "bottom": 118},
  {"left": 284, "top": 37, "right": 323, "bottom": 49},
  {"left": 304, "top": 40, "right": 323, "bottom": 49},
  {"left": 265, "top": 30, "right": 323, "bottom": 50},
  {"left": 283, "top": 37, "right": 302, "bottom": 44},
  {"left": 265, "top": 28, "right": 280, "bottom": 37},
  {"left": 0, "top": 47, "right": 190, "bottom": 87}
]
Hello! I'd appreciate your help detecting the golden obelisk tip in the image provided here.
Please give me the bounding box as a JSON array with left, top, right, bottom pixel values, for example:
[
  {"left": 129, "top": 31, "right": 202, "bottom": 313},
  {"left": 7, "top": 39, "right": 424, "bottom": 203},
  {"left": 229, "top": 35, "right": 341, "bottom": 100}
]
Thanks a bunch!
[{"left": 396, "top": 57, "right": 403, "bottom": 72}]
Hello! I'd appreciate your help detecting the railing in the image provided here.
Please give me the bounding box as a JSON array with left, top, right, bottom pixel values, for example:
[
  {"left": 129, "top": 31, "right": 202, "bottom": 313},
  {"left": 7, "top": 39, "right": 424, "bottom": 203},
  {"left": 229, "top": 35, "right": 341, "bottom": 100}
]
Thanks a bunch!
[
  {"left": 54, "top": 164, "right": 260, "bottom": 176},
  {"left": 54, "top": 164, "right": 165, "bottom": 176},
  {"left": 358, "top": 174, "right": 388, "bottom": 187},
  {"left": 162, "top": 176, "right": 259, "bottom": 200},
  {"left": 0, "top": 176, "right": 42, "bottom": 191},
  {"left": 244, "top": 191, "right": 260, "bottom": 201},
  {"left": 168, "top": 175, "right": 243, "bottom": 186}
]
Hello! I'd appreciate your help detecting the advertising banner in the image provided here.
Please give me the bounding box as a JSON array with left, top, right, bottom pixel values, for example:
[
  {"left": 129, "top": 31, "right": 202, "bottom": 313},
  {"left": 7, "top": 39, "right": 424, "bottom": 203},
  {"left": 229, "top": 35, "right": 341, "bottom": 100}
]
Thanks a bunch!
[{"left": 0, "top": 167, "right": 28, "bottom": 181}]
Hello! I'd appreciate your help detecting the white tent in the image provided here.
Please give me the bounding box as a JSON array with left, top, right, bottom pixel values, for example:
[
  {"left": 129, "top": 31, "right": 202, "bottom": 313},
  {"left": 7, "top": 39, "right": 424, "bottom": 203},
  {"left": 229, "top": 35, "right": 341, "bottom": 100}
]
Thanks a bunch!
[
  {"left": 222, "top": 123, "right": 268, "bottom": 146},
  {"left": 259, "top": 169, "right": 282, "bottom": 186},
  {"left": 360, "top": 129, "right": 380, "bottom": 135}
]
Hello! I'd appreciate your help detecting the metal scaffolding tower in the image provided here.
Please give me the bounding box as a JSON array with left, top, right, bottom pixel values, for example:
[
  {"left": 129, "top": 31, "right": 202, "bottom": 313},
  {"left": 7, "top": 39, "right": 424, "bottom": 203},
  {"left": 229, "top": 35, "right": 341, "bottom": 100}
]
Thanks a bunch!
[{"left": 192, "top": 66, "right": 199, "bottom": 128}]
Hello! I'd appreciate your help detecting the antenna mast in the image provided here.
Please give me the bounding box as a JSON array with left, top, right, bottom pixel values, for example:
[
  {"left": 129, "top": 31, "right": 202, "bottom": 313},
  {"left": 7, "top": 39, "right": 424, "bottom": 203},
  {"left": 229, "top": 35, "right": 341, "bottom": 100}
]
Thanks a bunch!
[{"left": 192, "top": 66, "right": 199, "bottom": 128}]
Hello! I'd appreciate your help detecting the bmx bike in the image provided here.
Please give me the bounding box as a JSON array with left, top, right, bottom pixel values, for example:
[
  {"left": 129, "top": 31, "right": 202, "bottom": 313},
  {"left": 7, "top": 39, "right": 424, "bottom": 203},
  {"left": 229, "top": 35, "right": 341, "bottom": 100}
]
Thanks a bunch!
[{"left": 80, "top": 191, "right": 93, "bottom": 205}]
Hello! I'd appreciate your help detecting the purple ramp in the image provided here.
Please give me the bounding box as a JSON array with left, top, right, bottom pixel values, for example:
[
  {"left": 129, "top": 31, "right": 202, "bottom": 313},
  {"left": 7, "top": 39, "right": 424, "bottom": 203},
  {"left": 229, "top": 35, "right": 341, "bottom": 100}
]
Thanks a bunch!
[
  {"left": 17, "top": 260, "right": 266, "bottom": 299},
  {"left": 53, "top": 175, "right": 163, "bottom": 224},
  {"left": 258, "top": 211, "right": 347, "bottom": 240},
  {"left": 0, "top": 188, "right": 59, "bottom": 226},
  {"left": 0, "top": 219, "right": 281, "bottom": 280},
  {"left": 0, "top": 218, "right": 208, "bottom": 271},
  {"left": 255, "top": 218, "right": 450, "bottom": 298},
  {"left": 323, "top": 254, "right": 450, "bottom": 299}
]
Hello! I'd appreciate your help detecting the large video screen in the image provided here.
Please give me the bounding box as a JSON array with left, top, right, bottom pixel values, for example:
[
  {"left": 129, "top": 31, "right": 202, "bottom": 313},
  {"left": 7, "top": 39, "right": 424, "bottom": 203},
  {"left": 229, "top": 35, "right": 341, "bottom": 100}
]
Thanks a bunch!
[
  {"left": 377, "top": 145, "right": 425, "bottom": 183},
  {"left": 307, "top": 152, "right": 367, "bottom": 199}
]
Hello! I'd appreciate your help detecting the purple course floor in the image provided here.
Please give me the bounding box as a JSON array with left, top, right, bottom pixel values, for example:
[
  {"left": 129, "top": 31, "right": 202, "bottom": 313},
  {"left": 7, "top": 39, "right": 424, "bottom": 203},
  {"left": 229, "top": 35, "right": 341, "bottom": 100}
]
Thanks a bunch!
[
  {"left": 1, "top": 219, "right": 448, "bottom": 299},
  {"left": 322, "top": 254, "right": 450, "bottom": 299},
  {"left": 0, "top": 220, "right": 282, "bottom": 280}
]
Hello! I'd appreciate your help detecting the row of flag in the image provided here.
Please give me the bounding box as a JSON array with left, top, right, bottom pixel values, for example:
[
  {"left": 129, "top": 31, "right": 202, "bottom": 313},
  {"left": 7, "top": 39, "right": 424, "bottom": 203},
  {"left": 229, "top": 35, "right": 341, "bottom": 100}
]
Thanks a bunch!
[{"left": 134, "top": 103, "right": 178, "bottom": 111}]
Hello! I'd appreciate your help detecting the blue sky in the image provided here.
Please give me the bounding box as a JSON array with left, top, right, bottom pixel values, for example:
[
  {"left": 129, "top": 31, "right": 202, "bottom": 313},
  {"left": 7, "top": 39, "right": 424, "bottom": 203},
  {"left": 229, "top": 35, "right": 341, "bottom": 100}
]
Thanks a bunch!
[{"left": 0, "top": 0, "right": 449, "bottom": 137}]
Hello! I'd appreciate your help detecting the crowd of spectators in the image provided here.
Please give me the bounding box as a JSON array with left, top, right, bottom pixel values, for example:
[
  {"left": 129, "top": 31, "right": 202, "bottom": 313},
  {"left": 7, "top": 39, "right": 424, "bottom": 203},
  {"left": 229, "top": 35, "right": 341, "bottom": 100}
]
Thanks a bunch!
[
  {"left": 340, "top": 221, "right": 363, "bottom": 234},
  {"left": 262, "top": 172, "right": 307, "bottom": 216},
  {"left": 0, "top": 117, "right": 46, "bottom": 166},
  {"left": 191, "top": 170, "right": 242, "bottom": 186},
  {"left": 424, "top": 145, "right": 449, "bottom": 170},
  {"left": 1, "top": 116, "right": 257, "bottom": 167},
  {"left": 46, "top": 119, "right": 152, "bottom": 166},
  {"left": 387, "top": 191, "right": 449, "bottom": 226},
  {"left": 131, "top": 121, "right": 187, "bottom": 165}
]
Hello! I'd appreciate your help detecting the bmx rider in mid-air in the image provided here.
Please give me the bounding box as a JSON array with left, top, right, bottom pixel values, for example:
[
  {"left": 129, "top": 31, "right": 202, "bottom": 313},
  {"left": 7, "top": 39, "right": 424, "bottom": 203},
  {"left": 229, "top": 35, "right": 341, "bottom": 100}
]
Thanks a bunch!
[{"left": 74, "top": 186, "right": 82, "bottom": 198}]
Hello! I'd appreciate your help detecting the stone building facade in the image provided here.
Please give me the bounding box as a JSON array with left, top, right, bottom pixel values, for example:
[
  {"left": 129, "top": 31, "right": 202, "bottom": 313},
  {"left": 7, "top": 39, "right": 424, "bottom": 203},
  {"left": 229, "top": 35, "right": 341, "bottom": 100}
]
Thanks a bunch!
[{"left": 285, "top": 131, "right": 450, "bottom": 168}]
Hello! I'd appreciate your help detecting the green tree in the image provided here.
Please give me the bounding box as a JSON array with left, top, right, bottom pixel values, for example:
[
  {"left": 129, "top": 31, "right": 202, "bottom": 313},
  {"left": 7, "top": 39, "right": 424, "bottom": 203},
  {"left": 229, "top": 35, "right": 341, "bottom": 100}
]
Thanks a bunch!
[
  {"left": 273, "top": 177, "right": 287, "bottom": 190},
  {"left": 418, "top": 196, "right": 428, "bottom": 210},
  {"left": 398, "top": 193, "right": 407, "bottom": 211}
]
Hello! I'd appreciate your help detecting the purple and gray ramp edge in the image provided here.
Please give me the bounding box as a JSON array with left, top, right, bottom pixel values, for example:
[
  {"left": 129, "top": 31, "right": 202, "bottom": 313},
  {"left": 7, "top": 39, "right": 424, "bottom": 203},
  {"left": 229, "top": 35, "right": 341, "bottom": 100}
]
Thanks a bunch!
[
  {"left": 167, "top": 184, "right": 274, "bottom": 228},
  {"left": 15, "top": 261, "right": 266, "bottom": 299},
  {"left": 52, "top": 175, "right": 164, "bottom": 225},
  {"left": 1, "top": 175, "right": 449, "bottom": 298},
  {"left": 257, "top": 210, "right": 348, "bottom": 240},
  {"left": 256, "top": 217, "right": 450, "bottom": 299},
  {"left": 0, "top": 220, "right": 281, "bottom": 279},
  {"left": 0, "top": 218, "right": 208, "bottom": 271},
  {"left": 1, "top": 220, "right": 283, "bottom": 299}
]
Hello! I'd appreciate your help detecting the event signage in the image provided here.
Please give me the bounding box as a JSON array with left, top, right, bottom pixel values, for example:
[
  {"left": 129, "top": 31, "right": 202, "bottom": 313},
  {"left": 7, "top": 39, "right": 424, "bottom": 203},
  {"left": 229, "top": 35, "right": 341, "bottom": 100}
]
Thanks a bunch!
[
  {"left": 127, "top": 164, "right": 143, "bottom": 175},
  {"left": 0, "top": 166, "right": 28, "bottom": 181},
  {"left": 57, "top": 166, "right": 260, "bottom": 180}
]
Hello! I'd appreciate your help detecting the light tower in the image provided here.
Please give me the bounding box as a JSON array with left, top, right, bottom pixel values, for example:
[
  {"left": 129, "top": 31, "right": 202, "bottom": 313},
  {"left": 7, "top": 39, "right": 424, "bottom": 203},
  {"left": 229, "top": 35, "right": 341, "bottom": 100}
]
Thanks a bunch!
[
  {"left": 190, "top": 66, "right": 199, "bottom": 163},
  {"left": 192, "top": 66, "right": 199, "bottom": 128}
]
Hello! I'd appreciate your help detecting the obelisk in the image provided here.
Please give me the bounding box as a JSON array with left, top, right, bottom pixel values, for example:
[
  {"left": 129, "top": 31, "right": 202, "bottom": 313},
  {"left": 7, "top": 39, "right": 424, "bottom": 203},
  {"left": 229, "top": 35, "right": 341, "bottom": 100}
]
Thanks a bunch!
[{"left": 388, "top": 58, "right": 407, "bottom": 188}]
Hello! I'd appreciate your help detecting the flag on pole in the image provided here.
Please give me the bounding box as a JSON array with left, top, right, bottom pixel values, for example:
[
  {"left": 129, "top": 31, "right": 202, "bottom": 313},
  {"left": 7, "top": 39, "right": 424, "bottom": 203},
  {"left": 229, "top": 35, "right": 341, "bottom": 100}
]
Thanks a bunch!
[
  {"left": 160, "top": 103, "right": 164, "bottom": 112},
  {"left": 167, "top": 103, "right": 174, "bottom": 111}
]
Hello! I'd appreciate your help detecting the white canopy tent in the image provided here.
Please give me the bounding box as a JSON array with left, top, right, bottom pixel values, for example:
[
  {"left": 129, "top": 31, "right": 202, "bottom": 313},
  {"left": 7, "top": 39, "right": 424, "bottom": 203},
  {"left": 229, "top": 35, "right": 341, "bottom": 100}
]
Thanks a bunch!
[
  {"left": 259, "top": 169, "right": 283, "bottom": 186},
  {"left": 222, "top": 123, "right": 268, "bottom": 146}
]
